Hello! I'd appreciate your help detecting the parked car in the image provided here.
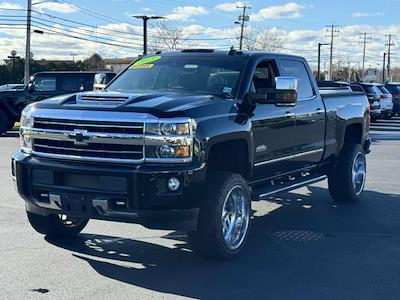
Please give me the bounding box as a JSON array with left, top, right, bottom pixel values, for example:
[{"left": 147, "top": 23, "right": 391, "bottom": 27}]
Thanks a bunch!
[
  {"left": 375, "top": 84, "right": 394, "bottom": 119},
  {"left": 93, "top": 72, "right": 117, "bottom": 92},
  {"left": 385, "top": 83, "right": 400, "bottom": 115},
  {"left": 13, "top": 50, "right": 371, "bottom": 260},
  {"left": 0, "top": 71, "right": 104, "bottom": 134},
  {"left": 352, "top": 83, "right": 381, "bottom": 120}
]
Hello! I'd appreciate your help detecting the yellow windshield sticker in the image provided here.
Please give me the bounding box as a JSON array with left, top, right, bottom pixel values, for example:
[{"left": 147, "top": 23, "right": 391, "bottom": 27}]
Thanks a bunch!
[
  {"left": 131, "top": 63, "right": 154, "bottom": 69},
  {"left": 131, "top": 55, "right": 161, "bottom": 68}
]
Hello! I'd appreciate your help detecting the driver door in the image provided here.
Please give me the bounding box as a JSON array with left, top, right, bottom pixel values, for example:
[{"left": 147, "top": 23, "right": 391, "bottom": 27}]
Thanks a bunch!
[
  {"left": 28, "top": 76, "right": 57, "bottom": 103},
  {"left": 250, "top": 60, "right": 296, "bottom": 180}
]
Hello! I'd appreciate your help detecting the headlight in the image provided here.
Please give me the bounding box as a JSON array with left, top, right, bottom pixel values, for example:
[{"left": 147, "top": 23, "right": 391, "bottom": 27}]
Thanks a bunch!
[
  {"left": 20, "top": 105, "right": 34, "bottom": 129},
  {"left": 145, "top": 121, "right": 192, "bottom": 136},
  {"left": 19, "top": 105, "right": 34, "bottom": 154},
  {"left": 144, "top": 119, "right": 195, "bottom": 162}
]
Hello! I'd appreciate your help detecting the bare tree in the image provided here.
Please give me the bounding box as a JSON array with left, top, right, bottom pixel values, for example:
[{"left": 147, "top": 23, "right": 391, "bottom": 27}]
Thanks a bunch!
[
  {"left": 150, "top": 21, "right": 192, "bottom": 52},
  {"left": 241, "top": 26, "right": 287, "bottom": 52}
]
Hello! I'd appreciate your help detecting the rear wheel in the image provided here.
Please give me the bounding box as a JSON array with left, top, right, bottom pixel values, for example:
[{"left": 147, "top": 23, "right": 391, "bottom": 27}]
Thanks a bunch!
[
  {"left": 27, "top": 211, "right": 89, "bottom": 238},
  {"left": 328, "top": 143, "right": 366, "bottom": 202},
  {"left": 188, "top": 172, "right": 251, "bottom": 259},
  {"left": 0, "top": 109, "right": 10, "bottom": 134}
]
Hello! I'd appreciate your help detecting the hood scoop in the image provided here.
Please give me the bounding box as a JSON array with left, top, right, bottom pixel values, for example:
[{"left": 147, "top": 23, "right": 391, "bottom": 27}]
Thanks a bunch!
[{"left": 76, "top": 92, "right": 131, "bottom": 106}]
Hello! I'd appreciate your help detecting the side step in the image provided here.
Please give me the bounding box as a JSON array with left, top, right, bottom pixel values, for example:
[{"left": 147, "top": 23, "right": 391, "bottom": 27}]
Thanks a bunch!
[{"left": 252, "top": 175, "right": 327, "bottom": 200}]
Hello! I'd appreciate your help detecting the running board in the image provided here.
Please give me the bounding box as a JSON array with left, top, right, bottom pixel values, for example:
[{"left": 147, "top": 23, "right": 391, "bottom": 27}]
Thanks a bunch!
[{"left": 253, "top": 175, "right": 327, "bottom": 200}]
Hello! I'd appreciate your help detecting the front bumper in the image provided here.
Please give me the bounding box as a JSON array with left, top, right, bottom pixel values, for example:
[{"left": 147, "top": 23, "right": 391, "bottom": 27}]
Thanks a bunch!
[{"left": 12, "top": 152, "right": 206, "bottom": 231}]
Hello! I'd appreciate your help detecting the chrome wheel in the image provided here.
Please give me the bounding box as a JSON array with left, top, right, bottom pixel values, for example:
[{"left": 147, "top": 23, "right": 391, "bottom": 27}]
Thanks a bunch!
[
  {"left": 352, "top": 152, "right": 366, "bottom": 195},
  {"left": 221, "top": 185, "right": 250, "bottom": 250},
  {"left": 59, "top": 214, "right": 86, "bottom": 228}
]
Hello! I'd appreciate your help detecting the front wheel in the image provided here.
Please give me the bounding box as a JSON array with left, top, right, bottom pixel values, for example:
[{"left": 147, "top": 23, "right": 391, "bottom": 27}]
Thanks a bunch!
[
  {"left": 27, "top": 211, "right": 89, "bottom": 238},
  {"left": 328, "top": 143, "right": 366, "bottom": 202},
  {"left": 188, "top": 172, "right": 251, "bottom": 260}
]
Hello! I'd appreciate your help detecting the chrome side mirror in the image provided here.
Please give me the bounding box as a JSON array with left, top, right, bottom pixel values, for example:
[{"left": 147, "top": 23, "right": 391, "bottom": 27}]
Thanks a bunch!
[{"left": 274, "top": 76, "right": 298, "bottom": 104}]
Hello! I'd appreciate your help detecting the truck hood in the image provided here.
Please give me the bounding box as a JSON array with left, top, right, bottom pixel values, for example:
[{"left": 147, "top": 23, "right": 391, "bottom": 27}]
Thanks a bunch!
[{"left": 33, "top": 91, "right": 236, "bottom": 117}]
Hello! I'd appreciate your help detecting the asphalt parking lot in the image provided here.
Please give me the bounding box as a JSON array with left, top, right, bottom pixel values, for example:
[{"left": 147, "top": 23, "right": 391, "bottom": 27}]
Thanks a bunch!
[{"left": 1, "top": 118, "right": 400, "bottom": 300}]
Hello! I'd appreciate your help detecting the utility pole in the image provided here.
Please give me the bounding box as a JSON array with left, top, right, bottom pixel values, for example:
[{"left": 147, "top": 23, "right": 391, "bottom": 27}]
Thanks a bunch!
[
  {"left": 360, "top": 32, "right": 371, "bottom": 82},
  {"left": 383, "top": 52, "right": 387, "bottom": 83},
  {"left": 70, "top": 53, "right": 77, "bottom": 62},
  {"left": 317, "top": 43, "right": 329, "bottom": 80},
  {"left": 326, "top": 24, "right": 339, "bottom": 80},
  {"left": 386, "top": 34, "right": 395, "bottom": 81},
  {"left": 24, "top": 0, "right": 32, "bottom": 85},
  {"left": 132, "top": 15, "right": 165, "bottom": 55},
  {"left": 236, "top": 5, "right": 251, "bottom": 50}
]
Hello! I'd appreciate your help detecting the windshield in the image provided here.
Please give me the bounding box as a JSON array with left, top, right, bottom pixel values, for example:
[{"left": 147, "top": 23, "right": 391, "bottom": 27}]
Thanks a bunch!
[
  {"left": 361, "top": 85, "right": 379, "bottom": 94},
  {"left": 107, "top": 55, "right": 247, "bottom": 98}
]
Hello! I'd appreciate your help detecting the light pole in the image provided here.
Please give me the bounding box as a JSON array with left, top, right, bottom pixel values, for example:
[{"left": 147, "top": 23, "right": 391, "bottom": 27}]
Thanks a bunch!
[
  {"left": 132, "top": 15, "right": 165, "bottom": 55},
  {"left": 8, "top": 50, "right": 20, "bottom": 83}
]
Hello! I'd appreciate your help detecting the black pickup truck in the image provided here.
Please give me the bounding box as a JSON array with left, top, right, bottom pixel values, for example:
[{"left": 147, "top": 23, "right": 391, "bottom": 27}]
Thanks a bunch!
[{"left": 12, "top": 50, "right": 371, "bottom": 259}]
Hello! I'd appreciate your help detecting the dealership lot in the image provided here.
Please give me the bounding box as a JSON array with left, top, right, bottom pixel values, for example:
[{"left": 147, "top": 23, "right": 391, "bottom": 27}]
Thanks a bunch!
[{"left": 1, "top": 120, "right": 400, "bottom": 300}]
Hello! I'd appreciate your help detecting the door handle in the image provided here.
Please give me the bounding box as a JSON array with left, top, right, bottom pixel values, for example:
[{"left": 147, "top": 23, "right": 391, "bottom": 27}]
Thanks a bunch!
[
  {"left": 284, "top": 111, "right": 295, "bottom": 118},
  {"left": 315, "top": 108, "right": 324, "bottom": 115}
]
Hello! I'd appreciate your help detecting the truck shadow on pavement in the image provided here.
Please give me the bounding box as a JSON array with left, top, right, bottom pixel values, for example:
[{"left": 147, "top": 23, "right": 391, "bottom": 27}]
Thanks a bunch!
[{"left": 46, "top": 186, "right": 400, "bottom": 300}]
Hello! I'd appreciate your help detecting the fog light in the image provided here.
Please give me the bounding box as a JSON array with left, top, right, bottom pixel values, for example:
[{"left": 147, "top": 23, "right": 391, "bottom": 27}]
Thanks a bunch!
[
  {"left": 158, "top": 145, "right": 175, "bottom": 158},
  {"left": 167, "top": 177, "right": 180, "bottom": 192}
]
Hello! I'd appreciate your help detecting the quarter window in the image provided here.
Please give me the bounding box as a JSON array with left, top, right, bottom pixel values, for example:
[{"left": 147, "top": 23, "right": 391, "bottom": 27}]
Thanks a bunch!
[{"left": 280, "top": 60, "right": 314, "bottom": 99}]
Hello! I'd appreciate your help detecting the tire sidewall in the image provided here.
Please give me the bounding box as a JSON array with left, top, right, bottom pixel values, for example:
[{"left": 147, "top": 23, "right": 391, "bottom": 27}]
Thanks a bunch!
[{"left": 210, "top": 173, "right": 251, "bottom": 258}]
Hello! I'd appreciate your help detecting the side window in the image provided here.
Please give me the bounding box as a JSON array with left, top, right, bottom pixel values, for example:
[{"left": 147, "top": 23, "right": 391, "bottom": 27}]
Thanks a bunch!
[
  {"left": 280, "top": 60, "right": 314, "bottom": 99},
  {"left": 61, "top": 76, "right": 80, "bottom": 92},
  {"left": 251, "top": 60, "right": 278, "bottom": 93},
  {"left": 33, "top": 77, "right": 56, "bottom": 92}
]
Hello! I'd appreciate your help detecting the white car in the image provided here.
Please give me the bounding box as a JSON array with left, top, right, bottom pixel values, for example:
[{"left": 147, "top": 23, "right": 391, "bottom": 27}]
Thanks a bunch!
[{"left": 375, "top": 84, "right": 394, "bottom": 119}]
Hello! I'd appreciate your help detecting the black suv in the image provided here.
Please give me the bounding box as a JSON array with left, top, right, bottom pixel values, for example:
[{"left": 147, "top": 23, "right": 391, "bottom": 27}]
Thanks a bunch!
[{"left": 0, "top": 71, "right": 113, "bottom": 134}]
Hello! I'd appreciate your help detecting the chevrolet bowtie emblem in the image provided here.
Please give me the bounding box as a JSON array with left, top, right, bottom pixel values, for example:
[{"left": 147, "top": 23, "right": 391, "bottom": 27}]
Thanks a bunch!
[{"left": 68, "top": 130, "right": 90, "bottom": 145}]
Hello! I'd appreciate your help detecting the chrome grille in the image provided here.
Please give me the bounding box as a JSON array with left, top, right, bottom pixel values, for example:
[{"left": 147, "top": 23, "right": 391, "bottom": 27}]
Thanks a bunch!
[
  {"left": 34, "top": 118, "right": 143, "bottom": 135},
  {"left": 32, "top": 118, "right": 144, "bottom": 163}
]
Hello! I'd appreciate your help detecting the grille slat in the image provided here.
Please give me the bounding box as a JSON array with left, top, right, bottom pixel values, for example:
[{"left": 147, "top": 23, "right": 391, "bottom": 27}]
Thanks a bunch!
[
  {"left": 34, "top": 118, "right": 143, "bottom": 135},
  {"left": 33, "top": 118, "right": 144, "bottom": 163}
]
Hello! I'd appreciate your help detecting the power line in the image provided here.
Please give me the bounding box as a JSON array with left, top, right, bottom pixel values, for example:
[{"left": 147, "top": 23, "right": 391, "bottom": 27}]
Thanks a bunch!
[
  {"left": 31, "top": 17, "right": 144, "bottom": 46},
  {"left": 33, "top": 24, "right": 142, "bottom": 50}
]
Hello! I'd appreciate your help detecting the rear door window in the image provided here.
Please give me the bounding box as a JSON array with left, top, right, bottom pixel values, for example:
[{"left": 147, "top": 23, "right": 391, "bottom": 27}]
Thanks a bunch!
[
  {"left": 280, "top": 59, "right": 314, "bottom": 99},
  {"left": 61, "top": 76, "right": 81, "bottom": 92},
  {"left": 377, "top": 86, "right": 390, "bottom": 94}
]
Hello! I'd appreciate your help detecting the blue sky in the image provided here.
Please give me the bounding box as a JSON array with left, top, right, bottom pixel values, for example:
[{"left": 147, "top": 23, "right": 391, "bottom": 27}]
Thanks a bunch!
[{"left": 0, "top": 0, "right": 399, "bottom": 69}]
